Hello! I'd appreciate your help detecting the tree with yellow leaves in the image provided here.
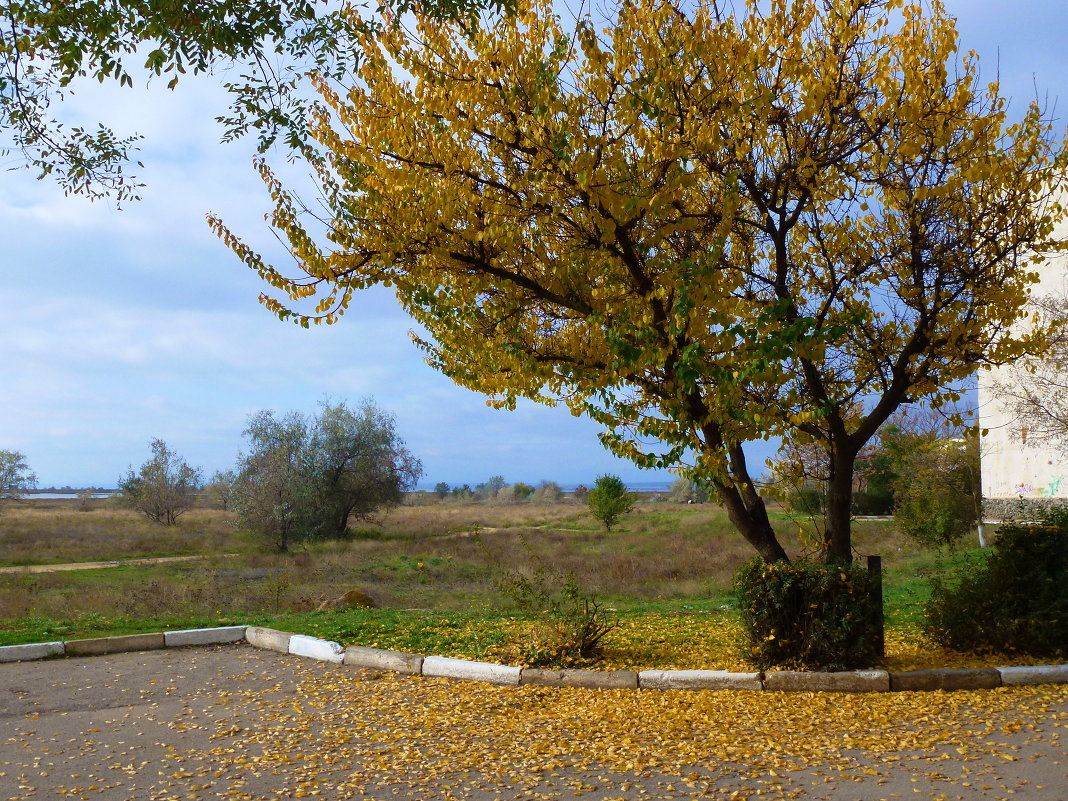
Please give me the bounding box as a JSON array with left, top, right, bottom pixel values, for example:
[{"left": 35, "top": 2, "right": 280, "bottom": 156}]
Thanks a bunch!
[{"left": 213, "top": 0, "right": 1068, "bottom": 564}]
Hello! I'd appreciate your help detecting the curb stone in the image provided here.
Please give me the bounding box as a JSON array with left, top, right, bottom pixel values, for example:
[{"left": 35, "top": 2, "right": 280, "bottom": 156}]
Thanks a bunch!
[
  {"left": 289, "top": 634, "right": 344, "bottom": 663},
  {"left": 0, "top": 641, "right": 65, "bottom": 663},
  {"left": 639, "top": 669, "right": 763, "bottom": 691},
  {"left": 65, "top": 632, "right": 166, "bottom": 656},
  {"left": 521, "top": 668, "right": 638, "bottom": 689},
  {"left": 998, "top": 665, "right": 1068, "bottom": 686},
  {"left": 344, "top": 645, "right": 423, "bottom": 674},
  {"left": 164, "top": 626, "right": 247, "bottom": 647},
  {"left": 422, "top": 655, "right": 522, "bottom": 686},
  {"left": 764, "top": 670, "right": 890, "bottom": 693},
  {"left": 891, "top": 668, "right": 1001, "bottom": 692},
  {"left": 3, "top": 627, "right": 1067, "bottom": 694},
  {"left": 244, "top": 626, "right": 294, "bottom": 653}
]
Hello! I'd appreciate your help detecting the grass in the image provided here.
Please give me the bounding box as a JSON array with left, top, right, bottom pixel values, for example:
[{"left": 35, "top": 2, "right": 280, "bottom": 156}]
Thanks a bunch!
[
  {"left": 0, "top": 494, "right": 1028, "bottom": 671},
  {"left": 0, "top": 499, "right": 254, "bottom": 565}
]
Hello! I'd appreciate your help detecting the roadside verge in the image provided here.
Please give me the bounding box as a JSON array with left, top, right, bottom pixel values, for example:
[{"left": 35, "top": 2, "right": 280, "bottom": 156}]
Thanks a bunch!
[{"left": 2, "top": 625, "right": 1066, "bottom": 693}]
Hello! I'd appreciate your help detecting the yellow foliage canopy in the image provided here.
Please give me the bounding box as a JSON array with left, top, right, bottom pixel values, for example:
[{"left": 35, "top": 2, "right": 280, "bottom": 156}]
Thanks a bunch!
[{"left": 212, "top": 0, "right": 1068, "bottom": 562}]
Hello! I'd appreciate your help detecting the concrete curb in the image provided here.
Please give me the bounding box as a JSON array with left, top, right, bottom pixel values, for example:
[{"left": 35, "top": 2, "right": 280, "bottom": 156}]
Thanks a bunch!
[
  {"left": 998, "top": 664, "right": 1068, "bottom": 686},
  {"left": 423, "top": 655, "right": 522, "bottom": 686},
  {"left": 639, "top": 669, "right": 762, "bottom": 691},
  {"left": 244, "top": 626, "right": 294, "bottom": 653},
  {"left": 891, "top": 667, "right": 1002, "bottom": 692},
  {"left": 65, "top": 632, "right": 166, "bottom": 656},
  {"left": 164, "top": 626, "right": 247, "bottom": 647},
  {"left": 2, "top": 627, "right": 1066, "bottom": 694},
  {"left": 764, "top": 670, "right": 890, "bottom": 693},
  {"left": 290, "top": 634, "right": 344, "bottom": 663},
  {"left": 0, "top": 641, "right": 65, "bottom": 663},
  {"left": 344, "top": 645, "right": 423, "bottom": 674},
  {"left": 521, "top": 668, "right": 638, "bottom": 689}
]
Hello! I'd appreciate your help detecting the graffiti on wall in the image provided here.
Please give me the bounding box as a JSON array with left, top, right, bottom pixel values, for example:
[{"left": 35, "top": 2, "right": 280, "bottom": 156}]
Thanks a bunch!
[{"left": 1013, "top": 477, "right": 1068, "bottom": 498}]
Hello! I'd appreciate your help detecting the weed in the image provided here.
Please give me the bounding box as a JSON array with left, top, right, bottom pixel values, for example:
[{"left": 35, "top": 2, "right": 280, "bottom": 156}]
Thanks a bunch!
[{"left": 492, "top": 535, "right": 617, "bottom": 666}]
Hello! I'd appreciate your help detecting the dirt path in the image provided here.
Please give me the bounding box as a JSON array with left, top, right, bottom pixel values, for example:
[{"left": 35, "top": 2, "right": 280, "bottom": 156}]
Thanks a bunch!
[
  {"left": 2, "top": 647, "right": 1066, "bottom": 801},
  {"left": 0, "top": 554, "right": 236, "bottom": 575}
]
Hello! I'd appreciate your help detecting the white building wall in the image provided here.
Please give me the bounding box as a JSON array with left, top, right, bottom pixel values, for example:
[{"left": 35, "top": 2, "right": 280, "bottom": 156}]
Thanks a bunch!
[{"left": 979, "top": 213, "right": 1068, "bottom": 503}]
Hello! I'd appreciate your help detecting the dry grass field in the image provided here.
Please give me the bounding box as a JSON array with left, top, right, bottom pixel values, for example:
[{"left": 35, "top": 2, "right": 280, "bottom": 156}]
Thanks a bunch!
[
  {"left": 0, "top": 498, "right": 251, "bottom": 566},
  {"left": 0, "top": 494, "right": 919, "bottom": 623},
  {"left": 2, "top": 495, "right": 1029, "bottom": 671}
]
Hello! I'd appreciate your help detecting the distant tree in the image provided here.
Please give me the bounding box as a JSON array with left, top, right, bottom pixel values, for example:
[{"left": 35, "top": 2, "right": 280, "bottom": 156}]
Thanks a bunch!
[
  {"left": 854, "top": 406, "right": 963, "bottom": 513},
  {"left": 232, "top": 399, "right": 422, "bottom": 551},
  {"left": 433, "top": 481, "right": 451, "bottom": 499},
  {"left": 205, "top": 469, "right": 238, "bottom": 511},
  {"left": 572, "top": 484, "right": 589, "bottom": 502},
  {"left": 473, "top": 475, "right": 506, "bottom": 501},
  {"left": 0, "top": 450, "right": 36, "bottom": 513},
  {"left": 893, "top": 429, "right": 981, "bottom": 548},
  {"left": 770, "top": 405, "right": 981, "bottom": 542},
  {"left": 452, "top": 483, "right": 472, "bottom": 499},
  {"left": 231, "top": 411, "right": 310, "bottom": 552},
  {"left": 669, "top": 477, "right": 709, "bottom": 504},
  {"left": 118, "top": 439, "right": 202, "bottom": 525},
  {"left": 532, "top": 480, "right": 564, "bottom": 504},
  {"left": 76, "top": 488, "right": 95, "bottom": 512},
  {"left": 511, "top": 481, "right": 535, "bottom": 501},
  {"left": 587, "top": 475, "right": 636, "bottom": 531}
]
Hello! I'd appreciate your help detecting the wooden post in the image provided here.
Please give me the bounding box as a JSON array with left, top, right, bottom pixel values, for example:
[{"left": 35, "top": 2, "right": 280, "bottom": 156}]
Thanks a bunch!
[{"left": 867, "top": 555, "right": 885, "bottom": 658}]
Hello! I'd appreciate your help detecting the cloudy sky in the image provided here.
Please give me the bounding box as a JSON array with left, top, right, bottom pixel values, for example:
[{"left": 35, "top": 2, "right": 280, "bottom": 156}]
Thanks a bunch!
[{"left": 1, "top": 0, "right": 1066, "bottom": 489}]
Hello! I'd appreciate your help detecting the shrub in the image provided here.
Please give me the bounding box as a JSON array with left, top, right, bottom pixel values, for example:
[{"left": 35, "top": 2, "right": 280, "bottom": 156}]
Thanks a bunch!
[
  {"left": 925, "top": 510, "right": 1068, "bottom": 657},
  {"left": 851, "top": 488, "right": 893, "bottom": 516},
  {"left": 733, "top": 557, "right": 881, "bottom": 670},
  {"left": 785, "top": 486, "right": 824, "bottom": 516},
  {"left": 494, "top": 537, "right": 617, "bottom": 666},
  {"left": 587, "top": 474, "right": 635, "bottom": 530},
  {"left": 118, "top": 439, "right": 202, "bottom": 526},
  {"left": 892, "top": 434, "right": 980, "bottom": 548},
  {"left": 532, "top": 480, "right": 563, "bottom": 504},
  {"left": 510, "top": 481, "right": 535, "bottom": 501},
  {"left": 76, "top": 489, "right": 95, "bottom": 512}
]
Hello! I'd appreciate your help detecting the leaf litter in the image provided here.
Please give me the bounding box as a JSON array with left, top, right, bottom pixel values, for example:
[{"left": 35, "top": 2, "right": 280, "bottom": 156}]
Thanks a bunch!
[{"left": 142, "top": 656, "right": 1067, "bottom": 801}]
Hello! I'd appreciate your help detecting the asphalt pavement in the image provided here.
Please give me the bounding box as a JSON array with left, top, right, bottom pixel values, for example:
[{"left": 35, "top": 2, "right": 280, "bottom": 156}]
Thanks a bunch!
[{"left": 2, "top": 646, "right": 1066, "bottom": 801}]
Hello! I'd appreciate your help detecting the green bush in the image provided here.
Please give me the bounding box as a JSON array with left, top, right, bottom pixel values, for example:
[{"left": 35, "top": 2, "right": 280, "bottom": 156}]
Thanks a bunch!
[
  {"left": 733, "top": 557, "right": 880, "bottom": 670},
  {"left": 925, "top": 511, "right": 1068, "bottom": 658},
  {"left": 785, "top": 486, "right": 824, "bottom": 516},
  {"left": 851, "top": 488, "right": 893, "bottom": 516},
  {"left": 892, "top": 436, "right": 980, "bottom": 548},
  {"left": 587, "top": 474, "right": 635, "bottom": 530}
]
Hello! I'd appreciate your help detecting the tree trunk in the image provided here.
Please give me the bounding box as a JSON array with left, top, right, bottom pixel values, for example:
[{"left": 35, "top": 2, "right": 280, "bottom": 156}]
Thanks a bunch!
[
  {"left": 823, "top": 448, "right": 858, "bottom": 563},
  {"left": 714, "top": 478, "right": 789, "bottom": 563}
]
